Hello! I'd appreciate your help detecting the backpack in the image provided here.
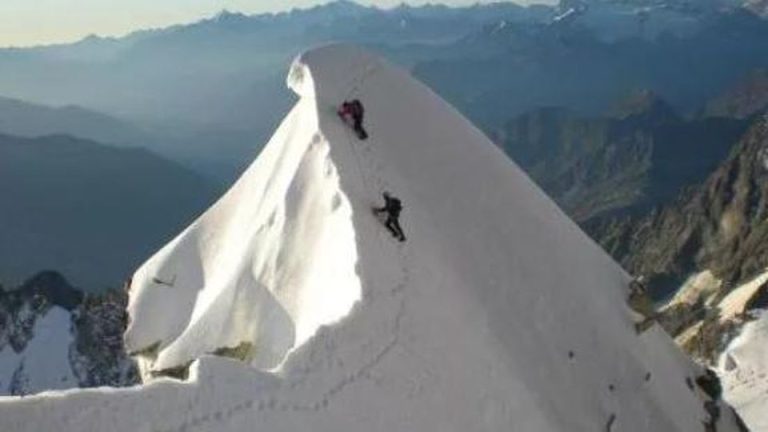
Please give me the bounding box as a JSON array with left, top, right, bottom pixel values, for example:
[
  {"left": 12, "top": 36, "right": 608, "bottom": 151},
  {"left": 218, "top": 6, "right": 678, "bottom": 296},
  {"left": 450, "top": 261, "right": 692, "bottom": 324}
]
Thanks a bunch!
[
  {"left": 389, "top": 197, "right": 402, "bottom": 213},
  {"left": 352, "top": 100, "right": 364, "bottom": 117}
]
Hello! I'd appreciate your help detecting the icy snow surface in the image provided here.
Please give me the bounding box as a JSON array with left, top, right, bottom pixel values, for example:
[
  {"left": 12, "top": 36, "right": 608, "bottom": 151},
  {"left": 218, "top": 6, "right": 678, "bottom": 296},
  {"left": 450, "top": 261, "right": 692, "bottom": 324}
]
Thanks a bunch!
[
  {"left": 666, "top": 270, "right": 722, "bottom": 307},
  {"left": 720, "top": 311, "right": 768, "bottom": 431},
  {"left": 0, "top": 307, "right": 76, "bottom": 395},
  {"left": 0, "top": 44, "right": 738, "bottom": 432},
  {"left": 718, "top": 269, "right": 768, "bottom": 322}
]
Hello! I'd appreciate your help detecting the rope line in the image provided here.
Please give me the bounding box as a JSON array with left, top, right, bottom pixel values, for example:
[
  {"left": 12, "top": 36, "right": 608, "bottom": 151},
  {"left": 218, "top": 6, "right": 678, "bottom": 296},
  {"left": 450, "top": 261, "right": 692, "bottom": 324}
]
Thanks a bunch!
[{"left": 339, "top": 62, "right": 380, "bottom": 198}]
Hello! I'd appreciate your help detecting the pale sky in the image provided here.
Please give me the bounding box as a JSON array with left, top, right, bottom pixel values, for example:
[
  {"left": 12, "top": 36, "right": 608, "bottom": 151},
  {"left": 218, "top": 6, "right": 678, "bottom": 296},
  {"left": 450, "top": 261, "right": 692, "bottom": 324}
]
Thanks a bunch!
[{"left": 0, "top": 0, "right": 549, "bottom": 48}]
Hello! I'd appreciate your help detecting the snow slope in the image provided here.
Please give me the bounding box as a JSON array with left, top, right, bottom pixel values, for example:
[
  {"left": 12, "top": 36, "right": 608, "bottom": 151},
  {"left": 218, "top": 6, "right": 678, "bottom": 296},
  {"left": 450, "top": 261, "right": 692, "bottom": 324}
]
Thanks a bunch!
[
  {"left": 0, "top": 44, "right": 743, "bottom": 431},
  {"left": 720, "top": 311, "right": 768, "bottom": 431},
  {"left": 0, "top": 307, "right": 77, "bottom": 395},
  {"left": 664, "top": 270, "right": 722, "bottom": 308},
  {"left": 718, "top": 269, "right": 768, "bottom": 322}
]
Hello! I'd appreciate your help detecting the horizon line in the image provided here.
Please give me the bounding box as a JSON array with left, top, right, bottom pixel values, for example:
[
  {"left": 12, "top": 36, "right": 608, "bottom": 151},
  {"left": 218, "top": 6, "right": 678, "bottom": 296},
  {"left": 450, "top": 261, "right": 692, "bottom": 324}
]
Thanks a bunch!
[{"left": 0, "top": 0, "right": 541, "bottom": 50}]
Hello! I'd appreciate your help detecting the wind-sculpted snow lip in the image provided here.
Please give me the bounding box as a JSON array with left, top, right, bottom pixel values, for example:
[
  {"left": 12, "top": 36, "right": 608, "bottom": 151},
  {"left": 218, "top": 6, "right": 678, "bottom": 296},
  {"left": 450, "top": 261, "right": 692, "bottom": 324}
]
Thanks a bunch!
[
  {"left": 122, "top": 45, "right": 414, "bottom": 382},
  {"left": 123, "top": 58, "right": 365, "bottom": 376},
  {"left": 288, "top": 44, "right": 382, "bottom": 106}
]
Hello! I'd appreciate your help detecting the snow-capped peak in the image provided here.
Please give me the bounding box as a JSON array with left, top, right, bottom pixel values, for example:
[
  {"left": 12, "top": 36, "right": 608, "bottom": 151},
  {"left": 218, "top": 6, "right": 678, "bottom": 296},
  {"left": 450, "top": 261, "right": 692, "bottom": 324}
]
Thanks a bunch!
[{"left": 0, "top": 44, "right": 747, "bottom": 432}]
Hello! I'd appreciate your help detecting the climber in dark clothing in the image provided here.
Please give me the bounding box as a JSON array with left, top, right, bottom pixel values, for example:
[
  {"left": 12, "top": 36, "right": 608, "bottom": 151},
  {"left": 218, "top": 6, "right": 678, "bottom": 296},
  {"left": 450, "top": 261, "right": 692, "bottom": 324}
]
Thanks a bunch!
[
  {"left": 373, "top": 192, "right": 406, "bottom": 242},
  {"left": 338, "top": 99, "right": 368, "bottom": 140}
]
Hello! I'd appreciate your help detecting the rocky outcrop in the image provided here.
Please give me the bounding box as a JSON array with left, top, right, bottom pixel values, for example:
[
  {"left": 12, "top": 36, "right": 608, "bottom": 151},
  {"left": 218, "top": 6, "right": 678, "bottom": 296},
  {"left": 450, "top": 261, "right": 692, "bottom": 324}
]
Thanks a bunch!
[
  {"left": 0, "top": 272, "right": 138, "bottom": 395},
  {"left": 499, "top": 99, "right": 747, "bottom": 223},
  {"left": 706, "top": 69, "right": 768, "bottom": 120},
  {"left": 588, "top": 114, "right": 768, "bottom": 299},
  {"left": 744, "top": 0, "right": 768, "bottom": 17},
  {"left": 70, "top": 288, "right": 138, "bottom": 388},
  {"left": 0, "top": 271, "right": 82, "bottom": 355}
]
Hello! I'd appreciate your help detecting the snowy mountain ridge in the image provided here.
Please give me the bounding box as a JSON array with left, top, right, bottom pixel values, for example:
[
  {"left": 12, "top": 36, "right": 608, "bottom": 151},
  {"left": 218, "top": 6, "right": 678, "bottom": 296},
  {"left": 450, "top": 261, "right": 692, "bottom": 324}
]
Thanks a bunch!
[{"left": 0, "top": 44, "right": 748, "bottom": 431}]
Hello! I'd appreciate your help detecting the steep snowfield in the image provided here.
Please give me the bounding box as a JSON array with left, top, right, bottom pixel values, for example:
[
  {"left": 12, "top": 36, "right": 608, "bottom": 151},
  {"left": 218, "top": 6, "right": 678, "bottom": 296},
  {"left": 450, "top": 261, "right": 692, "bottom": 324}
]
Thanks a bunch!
[
  {"left": 663, "top": 270, "right": 722, "bottom": 310},
  {"left": 124, "top": 91, "right": 361, "bottom": 374},
  {"left": 720, "top": 311, "right": 768, "bottom": 431},
  {"left": 0, "top": 307, "right": 76, "bottom": 395},
  {"left": 718, "top": 269, "right": 768, "bottom": 322},
  {"left": 0, "top": 44, "right": 743, "bottom": 431}
]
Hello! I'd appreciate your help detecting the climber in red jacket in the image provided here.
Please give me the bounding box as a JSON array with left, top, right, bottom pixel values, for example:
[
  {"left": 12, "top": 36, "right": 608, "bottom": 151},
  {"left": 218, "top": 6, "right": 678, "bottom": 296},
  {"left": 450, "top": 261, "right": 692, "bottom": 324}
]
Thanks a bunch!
[{"left": 338, "top": 99, "right": 368, "bottom": 140}]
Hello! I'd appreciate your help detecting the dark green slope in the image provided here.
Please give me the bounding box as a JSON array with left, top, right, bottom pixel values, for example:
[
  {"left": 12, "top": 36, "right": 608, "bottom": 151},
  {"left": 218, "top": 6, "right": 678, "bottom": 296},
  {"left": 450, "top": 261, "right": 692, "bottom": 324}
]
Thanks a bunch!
[
  {"left": 0, "top": 134, "right": 219, "bottom": 290},
  {"left": 588, "top": 115, "right": 768, "bottom": 299},
  {"left": 498, "top": 99, "right": 748, "bottom": 222}
]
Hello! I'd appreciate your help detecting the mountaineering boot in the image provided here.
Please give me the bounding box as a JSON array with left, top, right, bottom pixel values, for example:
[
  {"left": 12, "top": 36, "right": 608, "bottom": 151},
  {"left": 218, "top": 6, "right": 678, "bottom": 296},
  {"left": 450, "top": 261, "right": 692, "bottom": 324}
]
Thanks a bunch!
[
  {"left": 372, "top": 208, "right": 405, "bottom": 242},
  {"left": 355, "top": 126, "right": 368, "bottom": 140}
]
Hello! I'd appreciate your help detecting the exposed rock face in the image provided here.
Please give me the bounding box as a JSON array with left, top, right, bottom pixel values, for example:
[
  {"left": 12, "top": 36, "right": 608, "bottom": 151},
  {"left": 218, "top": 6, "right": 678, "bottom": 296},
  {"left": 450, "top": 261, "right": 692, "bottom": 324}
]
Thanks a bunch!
[
  {"left": 610, "top": 89, "right": 680, "bottom": 124},
  {"left": 744, "top": 0, "right": 768, "bottom": 17},
  {"left": 0, "top": 271, "right": 82, "bottom": 356},
  {"left": 588, "top": 114, "right": 768, "bottom": 299},
  {"left": 706, "top": 69, "right": 768, "bottom": 119},
  {"left": 0, "top": 272, "right": 138, "bottom": 395},
  {"left": 13, "top": 271, "right": 84, "bottom": 311},
  {"left": 579, "top": 113, "right": 768, "bottom": 429},
  {"left": 70, "top": 289, "right": 138, "bottom": 388},
  {"left": 498, "top": 101, "right": 747, "bottom": 223}
]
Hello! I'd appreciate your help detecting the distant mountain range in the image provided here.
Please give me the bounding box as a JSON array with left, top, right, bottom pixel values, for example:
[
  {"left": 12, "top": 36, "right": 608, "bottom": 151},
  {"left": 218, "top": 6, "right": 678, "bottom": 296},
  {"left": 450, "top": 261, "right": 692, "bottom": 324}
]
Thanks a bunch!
[
  {"left": 1, "top": 0, "right": 763, "bottom": 182},
  {"left": 498, "top": 93, "right": 748, "bottom": 222},
  {"left": 414, "top": 8, "right": 768, "bottom": 128},
  {"left": 1, "top": 0, "right": 767, "bottom": 289},
  {"left": 0, "top": 133, "right": 219, "bottom": 289},
  {"left": 574, "top": 111, "right": 768, "bottom": 407},
  {"left": 0, "top": 96, "right": 237, "bottom": 181},
  {"left": 590, "top": 112, "right": 768, "bottom": 297},
  {"left": 489, "top": 66, "right": 768, "bottom": 304},
  {"left": 705, "top": 68, "right": 768, "bottom": 119},
  {"left": 570, "top": 68, "right": 768, "bottom": 298},
  {"left": 0, "top": 1, "right": 547, "bottom": 181},
  {"left": 0, "top": 96, "right": 149, "bottom": 146}
]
